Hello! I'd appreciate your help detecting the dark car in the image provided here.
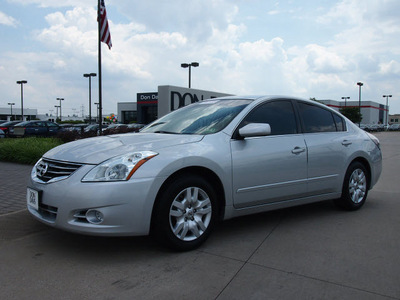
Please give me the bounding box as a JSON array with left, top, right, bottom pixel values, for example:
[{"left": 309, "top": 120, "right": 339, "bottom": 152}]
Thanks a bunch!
[
  {"left": 0, "top": 121, "right": 22, "bottom": 137},
  {"left": 102, "top": 123, "right": 128, "bottom": 135},
  {"left": 84, "top": 124, "right": 109, "bottom": 133},
  {"left": 10, "top": 121, "right": 60, "bottom": 137},
  {"left": 127, "top": 123, "right": 146, "bottom": 132}
]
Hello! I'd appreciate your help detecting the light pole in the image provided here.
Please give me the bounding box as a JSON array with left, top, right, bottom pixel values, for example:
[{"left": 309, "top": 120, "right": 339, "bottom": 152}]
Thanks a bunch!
[
  {"left": 56, "top": 98, "right": 64, "bottom": 121},
  {"left": 341, "top": 96, "right": 350, "bottom": 107},
  {"left": 181, "top": 62, "right": 199, "bottom": 88},
  {"left": 383, "top": 94, "right": 392, "bottom": 128},
  {"left": 54, "top": 105, "right": 60, "bottom": 121},
  {"left": 94, "top": 102, "right": 99, "bottom": 123},
  {"left": 357, "top": 82, "right": 363, "bottom": 126},
  {"left": 83, "top": 73, "right": 97, "bottom": 124},
  {"left": 16, "top": 80, "right": 27, "bottom": 121},
  {"left": 7, "top": 102, "right": 15, "bottom": 121}
]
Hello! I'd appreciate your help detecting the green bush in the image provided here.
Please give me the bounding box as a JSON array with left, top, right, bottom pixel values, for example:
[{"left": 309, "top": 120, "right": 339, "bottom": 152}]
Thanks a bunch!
[{"left": 0, "top": 137, "right": 63, "bottom": 165}]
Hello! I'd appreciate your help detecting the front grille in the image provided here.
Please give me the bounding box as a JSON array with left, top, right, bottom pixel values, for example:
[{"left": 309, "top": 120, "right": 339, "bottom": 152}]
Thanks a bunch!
[{"left": 36, "top": 158, "right": 83, "bottom": 183}]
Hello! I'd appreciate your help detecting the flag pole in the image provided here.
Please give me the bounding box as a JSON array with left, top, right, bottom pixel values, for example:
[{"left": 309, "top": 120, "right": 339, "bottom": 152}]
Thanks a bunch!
[{"left": 97, "top": 0, "right": 103, "bottom": 135}]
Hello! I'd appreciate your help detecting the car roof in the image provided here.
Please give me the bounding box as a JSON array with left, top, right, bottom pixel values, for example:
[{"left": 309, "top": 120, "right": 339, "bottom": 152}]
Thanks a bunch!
[{"left": 205, "top": 95, "right": 315, "bottom": 103}]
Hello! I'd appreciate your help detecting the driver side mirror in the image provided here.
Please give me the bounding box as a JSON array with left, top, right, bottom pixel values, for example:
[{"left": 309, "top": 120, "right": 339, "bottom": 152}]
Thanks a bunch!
[{"left": 238, "top": 123, "right": 271, "bottom": 138}]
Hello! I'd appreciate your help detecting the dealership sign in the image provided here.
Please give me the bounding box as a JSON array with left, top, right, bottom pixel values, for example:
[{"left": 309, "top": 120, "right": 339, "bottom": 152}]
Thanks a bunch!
[
  {"left": 137, "top": 92, "right": 158, "bottom": 104},
  {"left": 157, "top": 85, "right": 232, "bottom": 118}
]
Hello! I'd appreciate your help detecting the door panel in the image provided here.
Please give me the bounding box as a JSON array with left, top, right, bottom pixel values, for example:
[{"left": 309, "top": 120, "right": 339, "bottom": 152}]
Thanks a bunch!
[
  {"left": 304, "top": 132, "right": 350, "bottom": 195},
  {"left": 231, "top": 134, "right": 308, "bottom": 208}
]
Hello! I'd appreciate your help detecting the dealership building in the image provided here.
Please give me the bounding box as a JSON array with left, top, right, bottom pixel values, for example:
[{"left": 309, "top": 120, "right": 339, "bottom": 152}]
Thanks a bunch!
[
  {"left": 0, "top": 107, "right": 38, "bottom": 122},
  {"left": 319, "top": 99, "right": 388, "bottom": 125},
  {"left": 117, "top": 85, "right": 232, "bottom": 124},
  {"left": 118, "top": 87, "right": 389, "bottom": 125},
  {"left": 0, "top": 88, "right": 392, "bottom": 125}
]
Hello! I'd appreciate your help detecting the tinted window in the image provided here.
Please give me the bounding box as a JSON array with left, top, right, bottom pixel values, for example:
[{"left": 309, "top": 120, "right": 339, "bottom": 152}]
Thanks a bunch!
[
  {"left": 242, "top": 100, "right": 298, "bottom": 135},
  {"left": 333, "top": 113, "right": 346, "bottom": 131},
  {"left": 298, "top": 103, "right": 336, "bottom": 133}
]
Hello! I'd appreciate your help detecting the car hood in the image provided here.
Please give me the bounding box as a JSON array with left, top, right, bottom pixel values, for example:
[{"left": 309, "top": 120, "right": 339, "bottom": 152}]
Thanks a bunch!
[{"left": 43, "top": 133, "right": 204, "bottom": 164}]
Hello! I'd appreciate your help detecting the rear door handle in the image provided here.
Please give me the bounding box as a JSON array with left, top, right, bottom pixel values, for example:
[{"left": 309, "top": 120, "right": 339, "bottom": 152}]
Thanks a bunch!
[
  {"left": 342, "top": 140, "right": 352, "bottom": 146},
  {"left": 292, "top": 146, "right": 306, "bottom": 154}
]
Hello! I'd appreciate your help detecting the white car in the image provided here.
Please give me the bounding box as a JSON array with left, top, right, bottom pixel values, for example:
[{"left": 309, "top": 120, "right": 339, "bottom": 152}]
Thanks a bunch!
[{"left": 27, "top": 96, "right": 382, "bottom": 250}]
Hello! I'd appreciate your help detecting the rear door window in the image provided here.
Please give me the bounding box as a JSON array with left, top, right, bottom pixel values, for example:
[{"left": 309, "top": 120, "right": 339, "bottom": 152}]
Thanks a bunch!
[{"left": 298, "top": 102, "right": 337, "bottom": 133}]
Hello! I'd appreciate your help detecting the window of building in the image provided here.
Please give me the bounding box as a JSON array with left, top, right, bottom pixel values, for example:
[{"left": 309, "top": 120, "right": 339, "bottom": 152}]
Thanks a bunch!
[{"left": 122, "top": 111, "right": 137, "bottom": 124}]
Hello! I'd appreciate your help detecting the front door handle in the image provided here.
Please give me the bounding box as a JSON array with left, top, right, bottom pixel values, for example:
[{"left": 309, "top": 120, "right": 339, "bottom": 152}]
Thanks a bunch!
[{"left": 292, "top": 146, "right": 306, "bottom": 155}]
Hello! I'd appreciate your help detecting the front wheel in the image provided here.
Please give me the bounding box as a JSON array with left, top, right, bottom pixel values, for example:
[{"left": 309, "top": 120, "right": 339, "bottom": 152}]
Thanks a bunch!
[
  {"left": 153, "top": 175, "right": 219, "bottom": 251},
  {"left": 335, "top": 162, "right": 369, "bottom": 210}
]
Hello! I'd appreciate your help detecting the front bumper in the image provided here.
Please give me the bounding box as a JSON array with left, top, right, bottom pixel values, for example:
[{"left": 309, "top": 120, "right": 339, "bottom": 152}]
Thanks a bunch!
[{"left": 27, "top": 164, "right": 165, "bottom": 236}]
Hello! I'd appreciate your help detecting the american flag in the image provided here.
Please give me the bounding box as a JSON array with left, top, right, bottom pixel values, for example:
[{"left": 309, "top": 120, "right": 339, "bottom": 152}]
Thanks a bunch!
[{"left": 99, "top": 0, "right": 112, "bottom": 49}]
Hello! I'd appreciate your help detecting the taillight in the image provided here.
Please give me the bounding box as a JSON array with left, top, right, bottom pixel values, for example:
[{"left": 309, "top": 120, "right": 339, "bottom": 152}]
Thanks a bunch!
[{"left": 366, "top": 132, "right": 380, "bottom": 149}]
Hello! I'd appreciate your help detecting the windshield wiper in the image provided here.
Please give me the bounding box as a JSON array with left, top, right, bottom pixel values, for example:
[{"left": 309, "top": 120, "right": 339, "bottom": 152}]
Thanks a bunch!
[
  {"left": 148, "top": 122, "right": 166, "bottom": 128},
  {"left": 154, "top": 131, "right": 179, "bottom": 134}
]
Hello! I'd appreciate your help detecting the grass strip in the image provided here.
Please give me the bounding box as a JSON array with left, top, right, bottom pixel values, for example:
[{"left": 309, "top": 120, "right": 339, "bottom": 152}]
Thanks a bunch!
[{"left": 0, "top": 137, "right": 63, "bottom": 165}]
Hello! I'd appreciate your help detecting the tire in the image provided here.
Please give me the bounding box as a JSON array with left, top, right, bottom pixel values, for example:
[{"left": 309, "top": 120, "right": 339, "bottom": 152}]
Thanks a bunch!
[
  {"left": 153, "top": 174, "right": 219, "bottom": 251},
  {"left": 335, "top": 161, "right": 369, "bottom": 210}
]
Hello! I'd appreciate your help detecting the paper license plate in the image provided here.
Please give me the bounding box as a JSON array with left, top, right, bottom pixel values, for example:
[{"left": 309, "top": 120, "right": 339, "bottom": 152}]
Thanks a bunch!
[{"left": 27, "top": 188, "right": 40, "bottom": 211}]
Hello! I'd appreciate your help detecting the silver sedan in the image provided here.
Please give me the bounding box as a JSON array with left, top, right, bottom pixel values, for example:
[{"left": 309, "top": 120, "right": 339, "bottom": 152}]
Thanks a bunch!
[{"left": 27, "top": 96, "right": 382, "bottom": 251}]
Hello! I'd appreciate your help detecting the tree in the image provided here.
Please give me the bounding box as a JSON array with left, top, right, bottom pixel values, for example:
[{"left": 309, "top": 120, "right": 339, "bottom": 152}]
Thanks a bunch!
[{"left": 340, "top": 107, "right": 362, "bottom": 124}]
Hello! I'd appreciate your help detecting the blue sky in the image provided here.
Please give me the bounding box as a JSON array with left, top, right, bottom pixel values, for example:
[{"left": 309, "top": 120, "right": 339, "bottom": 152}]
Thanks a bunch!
[{"left": 1, "top": 0, "right": 400, "bottom": 118}]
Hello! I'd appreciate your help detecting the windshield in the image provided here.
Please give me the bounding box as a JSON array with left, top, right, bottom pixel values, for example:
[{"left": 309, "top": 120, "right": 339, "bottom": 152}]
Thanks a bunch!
[{"left": 141, "top": 99, "right": 252, "bottom": 135}]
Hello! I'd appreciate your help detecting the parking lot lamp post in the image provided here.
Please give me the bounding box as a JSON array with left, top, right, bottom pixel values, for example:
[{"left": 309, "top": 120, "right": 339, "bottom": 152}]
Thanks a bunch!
[
  {"left": 181, "top": 62, "right": 199, "bottom": 88},
  {"left": 94, "top": 102, "right": 99, "bottom": 122},
  {"left": 341, "top": 96, "right": 350, "bottom": 107},
  {"left": 54, "top": 105, "right": 60, "bottom": 121},
  {"left": 56, "top": 98, "right": 64, "bottom": 121},
  {"left": 357, "top": 82, "right": 363, "bottom": 126},
  {"left": 16, "top": 80, "right": 27, "bottom": 121},
  {"left": 7, "top": 102, "right": 15, "bottom": 121},
  {"left": 83, "top": 73, "right": 97, "bottom": 124},
  {"left": 383, "top": 95, "right": 392, "bottom": 128}
]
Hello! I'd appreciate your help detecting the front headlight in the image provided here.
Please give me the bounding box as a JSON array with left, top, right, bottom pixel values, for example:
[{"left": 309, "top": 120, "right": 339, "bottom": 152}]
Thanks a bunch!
[{"left": 82, "top": 151, "right": 158, "bottom": 182}]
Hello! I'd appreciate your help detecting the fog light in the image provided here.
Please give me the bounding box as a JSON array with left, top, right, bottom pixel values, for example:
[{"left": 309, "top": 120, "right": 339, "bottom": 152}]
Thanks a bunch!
[{"left": 86, "top": 209, "right": 104, "bottom": 224}]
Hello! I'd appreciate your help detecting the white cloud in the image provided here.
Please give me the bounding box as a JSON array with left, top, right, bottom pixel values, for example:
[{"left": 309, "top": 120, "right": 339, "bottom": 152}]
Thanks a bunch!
[
  {"left": 0, "top": 11, "right": 18, "bottom": 27},
  {"left": 7, "top": 0, "right": 92, "bottom": 8},
  {"left": 2, "top": 0, "right": 400, "bottom": 116}
]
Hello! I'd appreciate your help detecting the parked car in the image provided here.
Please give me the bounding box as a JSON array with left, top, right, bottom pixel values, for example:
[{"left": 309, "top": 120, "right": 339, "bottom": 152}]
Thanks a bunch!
[
  {"left": 388, "top": 124, "right": 400, "bottom": 131},
  {"left": 84, "top": 124, "right": 109, "bottom": 133},
  {"left": 0, "top": 120, "right": 22, "bottom": 137},
  {"left": 10, "top": 121, "right": 60, "bottom": 137},
  {"left": 27, "top": 96, "right": 382, "bottom": 251},
  {"left": 102, "top": 123, "right": 128, "bottom": 135},
  {"left": 127, "top": 123, "right": 146, "bottom": 132},
  {"left": 0, "top": 128, "right": 5, "bottom": 138}
]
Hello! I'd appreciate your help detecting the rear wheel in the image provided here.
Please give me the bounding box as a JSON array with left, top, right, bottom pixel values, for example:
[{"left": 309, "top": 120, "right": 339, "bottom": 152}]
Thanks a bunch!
[
  {"left": 153, "top": 174, "right": 218, "bottom": 251},
  {"left": 335, "top": 161, "right": 369, "bottom": 210}
]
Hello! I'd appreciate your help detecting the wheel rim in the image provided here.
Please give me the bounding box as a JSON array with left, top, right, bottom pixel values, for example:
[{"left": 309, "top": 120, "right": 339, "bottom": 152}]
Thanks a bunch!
[
  {"left": 348, "top": 168, "right": 367, "bottom": 204},
  {"left": 169, "top": 187, "right": 212, "bottom": 241}
]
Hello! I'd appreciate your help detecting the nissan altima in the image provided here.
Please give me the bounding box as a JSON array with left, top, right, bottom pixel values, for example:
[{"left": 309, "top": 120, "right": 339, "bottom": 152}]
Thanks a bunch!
[{"left": 27, "top": 96, "right": 382, "bottom": 250}]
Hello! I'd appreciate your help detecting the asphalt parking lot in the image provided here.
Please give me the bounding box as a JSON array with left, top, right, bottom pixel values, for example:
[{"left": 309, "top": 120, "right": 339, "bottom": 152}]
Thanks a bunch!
[{"left": 0, "top": 132, "right": 399, "bottom": 300}]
